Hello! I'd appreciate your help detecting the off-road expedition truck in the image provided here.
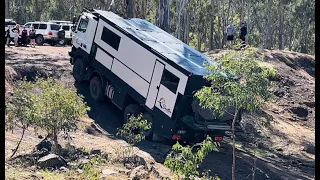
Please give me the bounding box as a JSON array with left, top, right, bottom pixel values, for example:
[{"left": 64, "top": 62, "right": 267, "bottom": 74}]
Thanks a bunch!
[{"left": 69, "top": 9, "right": 241, "bottom": 143}]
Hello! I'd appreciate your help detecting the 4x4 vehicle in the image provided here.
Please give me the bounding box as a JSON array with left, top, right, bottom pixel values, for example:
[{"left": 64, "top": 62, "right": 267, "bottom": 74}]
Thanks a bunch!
[
  {"left": 59, "top": 23, "right": 74, "bottom": 45},
  {"left": 23, "top": 22, "right": 63, "bottom": 45}
]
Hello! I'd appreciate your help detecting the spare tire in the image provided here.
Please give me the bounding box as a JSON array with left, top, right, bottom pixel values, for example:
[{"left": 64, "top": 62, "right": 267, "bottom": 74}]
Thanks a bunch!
[{"left": 58, "top": 29, "right": 65, "bottom": 39}]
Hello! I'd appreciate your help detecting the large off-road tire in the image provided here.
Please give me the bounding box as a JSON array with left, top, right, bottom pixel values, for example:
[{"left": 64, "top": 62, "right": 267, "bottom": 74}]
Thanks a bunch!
[
  {"left": 35, "top": 35, "right": 44, "bottom": 45},
  {"left": 142, "top": 112, "right": 154, "bottom": 141},
  {"left": 123, "top": 104, "right": 142, "bottom": 124},
  {"left": 89, "top": 76, "right": 105, "bottom": 102},
  {"left": 73, "top": 58, "right": 86, "bottom": 82}
]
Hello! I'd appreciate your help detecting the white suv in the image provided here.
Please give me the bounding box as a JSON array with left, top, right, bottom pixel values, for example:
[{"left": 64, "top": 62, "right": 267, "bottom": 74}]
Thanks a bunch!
[
  {"left": 60, "top": 23, "right": 74, "bottom": 45},
  {"left": 23, "top": 22, "right": 62, "bottom": 45}
]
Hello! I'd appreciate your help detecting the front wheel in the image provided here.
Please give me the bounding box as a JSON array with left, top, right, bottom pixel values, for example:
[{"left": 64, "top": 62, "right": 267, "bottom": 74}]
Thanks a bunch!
[{"left": 73, "top": 58, "right": 86, "bottom": 82}]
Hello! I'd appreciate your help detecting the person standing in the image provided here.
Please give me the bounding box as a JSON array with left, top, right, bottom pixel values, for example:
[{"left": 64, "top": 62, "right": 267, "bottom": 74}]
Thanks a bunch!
[
  {"left": 226, "top": 23, "right": 235, "bottom": 49},
  {"left": 239, "top": 22, "right": 247, "bottom": 48},
  {"left": 21, "top": 27, "right": 28, "bottom": 47},
  {"left": 6, "top": 25, "right": 11, "bottom": 47},
  {"left": 12, "top": 24, "right": 20, "bottom": 47},
  {"left": 29, "top": 26, "right": 36, "bottom": 48}
]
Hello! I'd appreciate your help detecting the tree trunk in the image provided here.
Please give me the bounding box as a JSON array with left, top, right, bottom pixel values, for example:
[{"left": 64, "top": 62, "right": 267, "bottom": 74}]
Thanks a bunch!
[
  {"left": 10, "top": 127, "right": 26, "bottom": 158},
  {"left": 183, "top": 0, "right": 190, "bottom": 44},
  {"left": 52, "top": 129, "right": 59, "bottom": 154},
  {"left": 35, "top": 0, "right": 41, "bottom": 21},
  {"left": 240, "top": 0, "right": 245, "bottom": 24},
  {"left": 197, "top": 0, "right": 203, "bottom": 51},
  {"left": 278, "top": 4, "right": 284, "bottom": 49},
  {"left": 232, "top": 108, "right": 239, "bottom": 180},
  {"left": 126, "top": 0, "right": 135, "bottom": 18},
  {"left": 264, "top": 0, "right": 273, "bottom": 49},
  {"left": 159, "top": 0, "right": 171, "bottom": 33},
  {"left": 177, "top": 0, "right": 186, "bottom": 40},
  {"left": 209, "top": 0, "right": 215, "bottom": 50},
  {"left": 141, "top": 0, "right": 147, "bottom": 19},
  {"left": 221, "top": 0, "right": 226, "bottom": 48},
  {"left": 226, "top": 0, "right": 232, "bottom": 25},
  {"left": 5, "top": 0, "right": 9, "bottom": 18}
]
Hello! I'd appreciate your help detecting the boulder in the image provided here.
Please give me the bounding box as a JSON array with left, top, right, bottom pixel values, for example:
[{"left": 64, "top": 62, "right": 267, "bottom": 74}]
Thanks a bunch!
[
  {"left": 130, "top": 165, "right": 149, "bottom": 180},
  {"left": 37, "top": 154, "right": 67, "bottom": 169},
  {"left": 36, "top": 139, "right": 52, "bottom": 152}
]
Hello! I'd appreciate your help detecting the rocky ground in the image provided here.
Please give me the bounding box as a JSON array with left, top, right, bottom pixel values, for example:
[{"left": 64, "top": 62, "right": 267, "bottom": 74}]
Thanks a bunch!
[{"left": 5, "top": 45, "right": 315, "bottom": 180}]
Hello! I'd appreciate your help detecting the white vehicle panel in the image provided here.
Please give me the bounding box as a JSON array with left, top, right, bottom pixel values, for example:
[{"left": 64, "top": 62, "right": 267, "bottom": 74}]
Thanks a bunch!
[
  {"left": 95, "top": 48, "right": 114, "bottom": 70},
  {"left": 111, "top": 59, "right": 149, "bottom": 98},
  {"left": 145, "top": 61, "right": 164, "bottom": 109},
  {"left": 94, "top": 20, "right": 155, "bottom": 82},
  {"left": 155, "top": 85, "right": 177, "bottom": 118}
]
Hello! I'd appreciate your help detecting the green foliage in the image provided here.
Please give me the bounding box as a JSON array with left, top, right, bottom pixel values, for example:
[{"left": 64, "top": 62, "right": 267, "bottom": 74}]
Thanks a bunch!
[
  {"left": 6, "top": 77, "right": 89, "bottom": 154},
  {"left": 6, "top": 78, "right": 37, "bottom": 132},
  {"left": 164, "top": 136, "right": 217, "bottom": 179},
  {"left": 83, "top": 162, "right": 102, "bottom": 180},
  {"left": 196, "top": 46, "right": 277, "bottom": 116},
  {"left": 117, "top": 114, "right": 151, "bottom": 145},
  {"left": 116, "top": 114, "right": 151, "bottom": 165},
  {"left": 31, "top": 77, "right": 89, "bottom": 138}
]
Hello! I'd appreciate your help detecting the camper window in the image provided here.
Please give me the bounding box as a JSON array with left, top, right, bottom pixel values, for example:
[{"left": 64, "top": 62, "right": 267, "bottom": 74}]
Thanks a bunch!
[
  {"left": 101, "top": 27, "right": 121, "bottom": 51},
  {"left": 160, "top": 69, "right": 179, "bottom": 93}
]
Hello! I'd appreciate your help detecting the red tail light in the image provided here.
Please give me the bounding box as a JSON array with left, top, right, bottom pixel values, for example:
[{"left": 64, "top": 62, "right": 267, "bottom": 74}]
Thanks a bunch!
[
  {"left": 172, "top": 135, "right": 181, "bottom": 140},
  {"left": 214, "top": 136, "right": 223, "bottom": 141},
  {"left": 48, "top": 31, "right": 53, "bottom": 36}
]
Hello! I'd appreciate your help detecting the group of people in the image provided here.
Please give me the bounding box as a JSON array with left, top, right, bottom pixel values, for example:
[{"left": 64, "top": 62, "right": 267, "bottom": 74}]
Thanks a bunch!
[
  {"left": 5, "top": 24, "right": 36, "bottom": 48},
  {"left": 225, "top": 22, "right": 248, "bottom": 49}
]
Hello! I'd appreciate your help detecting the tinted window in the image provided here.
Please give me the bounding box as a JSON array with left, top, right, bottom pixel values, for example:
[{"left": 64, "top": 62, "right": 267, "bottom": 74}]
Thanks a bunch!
[
  {"left": 5, "top": 21, "right": 16, "bottom": 26},
  {"left": 160, "top": 70, "right": 179, "bottom": 93},
  {"left": 39, "top": 24, "right": 47, "bottom": 29},
  {"left": 50, "top": 24, "right": 60, "bottom": 30},
  {"left": 33, "top": 24, "right": 40, "bottom": 29},
  {"left": 62, "top": 25, "right": 70, "bottom": 31},
  {"left": 24, "top": 23, "right": 31, "bottom": 28},
  {"left": 101, "top": 27, "right": 121, "bottom": 51},
  {"left": 77, "top": 18, "right": 88, "bottom": 32}
]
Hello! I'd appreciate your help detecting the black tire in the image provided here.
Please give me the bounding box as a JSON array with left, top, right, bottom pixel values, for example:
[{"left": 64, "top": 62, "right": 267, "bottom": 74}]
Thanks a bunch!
[
  {"left": 73, "top": 58, "right": 86, "bottom": 82},
  {"left": 142, "top": 112, "right": 154, "bottom": 141},
  {"left": 35, "top": 35, "right": 44, "bottom": 45},
  {"left": 89, "top": 76, "right": 105, "bottom": 102},
  {"left": 123, "top": 104, "right": 142, "bottom": 124},
  {"left": 58, "top": 38, "right": 66, "bottom": 46}
]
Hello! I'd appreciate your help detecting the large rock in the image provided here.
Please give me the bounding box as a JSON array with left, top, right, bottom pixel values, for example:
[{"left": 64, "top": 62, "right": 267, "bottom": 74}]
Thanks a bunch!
[
  {"left": 125, "top": 155, "right": 147, "bottom": 169},
  {"left": 129, "top": 165, "right": 149, "bottom": 180},
  {"left": 303, "top": 143, "right": 315, "bottom": 155},
  {"left": 36, "top": 139, "right": 52, "bottom": 152},
  {"left": 37, "top": 154, "right": 67, "bottom": 169}
]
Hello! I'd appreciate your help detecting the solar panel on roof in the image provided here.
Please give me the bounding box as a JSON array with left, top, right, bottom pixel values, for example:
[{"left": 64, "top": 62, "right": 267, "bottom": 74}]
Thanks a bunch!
[{"left": 95, "top": 10, "right": 217, "bottom": 76}]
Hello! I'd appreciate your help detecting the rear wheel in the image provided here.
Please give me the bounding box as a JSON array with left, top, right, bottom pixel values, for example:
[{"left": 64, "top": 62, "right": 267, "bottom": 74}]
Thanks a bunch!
[
  {"left": 89, "top": 76, "right": 105, "bottom": 102},
  {"left": 73, "top": 58, "right": 86, "bottom": 82},
  {"left": 35, "top": 35, "right": 44, "bottom": 45},
  {"left": 123, "top": 104, "right": 142, "bottom": 124},
  {"left": 142, "top": 112, "right": 154, "bottom": 141}
]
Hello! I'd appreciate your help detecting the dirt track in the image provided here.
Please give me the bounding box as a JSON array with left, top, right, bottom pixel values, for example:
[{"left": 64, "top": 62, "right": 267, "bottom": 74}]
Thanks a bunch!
[{"left": 5, "top": 45, "right": 315, "bottom": 180}]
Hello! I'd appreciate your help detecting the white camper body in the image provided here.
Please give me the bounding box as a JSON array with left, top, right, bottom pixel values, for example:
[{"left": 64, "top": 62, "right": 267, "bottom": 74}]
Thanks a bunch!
[{"left": 69, "top": 9, "right": 239, "bottom": 142}]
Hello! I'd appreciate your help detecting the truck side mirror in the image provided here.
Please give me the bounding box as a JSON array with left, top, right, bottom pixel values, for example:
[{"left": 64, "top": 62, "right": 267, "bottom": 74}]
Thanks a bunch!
[{"left": 72, "top": 16, "right": 76, "bottom": 25}]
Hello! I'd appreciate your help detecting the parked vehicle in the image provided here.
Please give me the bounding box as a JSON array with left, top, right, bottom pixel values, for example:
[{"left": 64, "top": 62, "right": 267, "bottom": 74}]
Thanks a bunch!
[
  {"left": 23, "top": 21, "right": 64, "bottom": 45},
  {"left": 60, "top": 23, "right": 74, "bottom": 45},
  {"left": 5, "top": 19, "right": 17, "bottom": 43},
  {"left": 49, "top": 20, "right": 73, "bottom": 25},
  {"left": 69, "top": 9, "right": 242, "bottom": 143}
]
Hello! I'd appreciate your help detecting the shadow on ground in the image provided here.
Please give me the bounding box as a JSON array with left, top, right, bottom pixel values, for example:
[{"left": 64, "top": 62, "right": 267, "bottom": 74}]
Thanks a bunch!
[{"left": 74, "top": 81, "right": 314, "bottom": 180}]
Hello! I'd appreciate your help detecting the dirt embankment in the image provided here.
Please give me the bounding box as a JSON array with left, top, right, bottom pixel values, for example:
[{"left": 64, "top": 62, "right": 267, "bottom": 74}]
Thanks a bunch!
[{"left": 5, "top": 46, "right": 315, "bottom": 180}]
